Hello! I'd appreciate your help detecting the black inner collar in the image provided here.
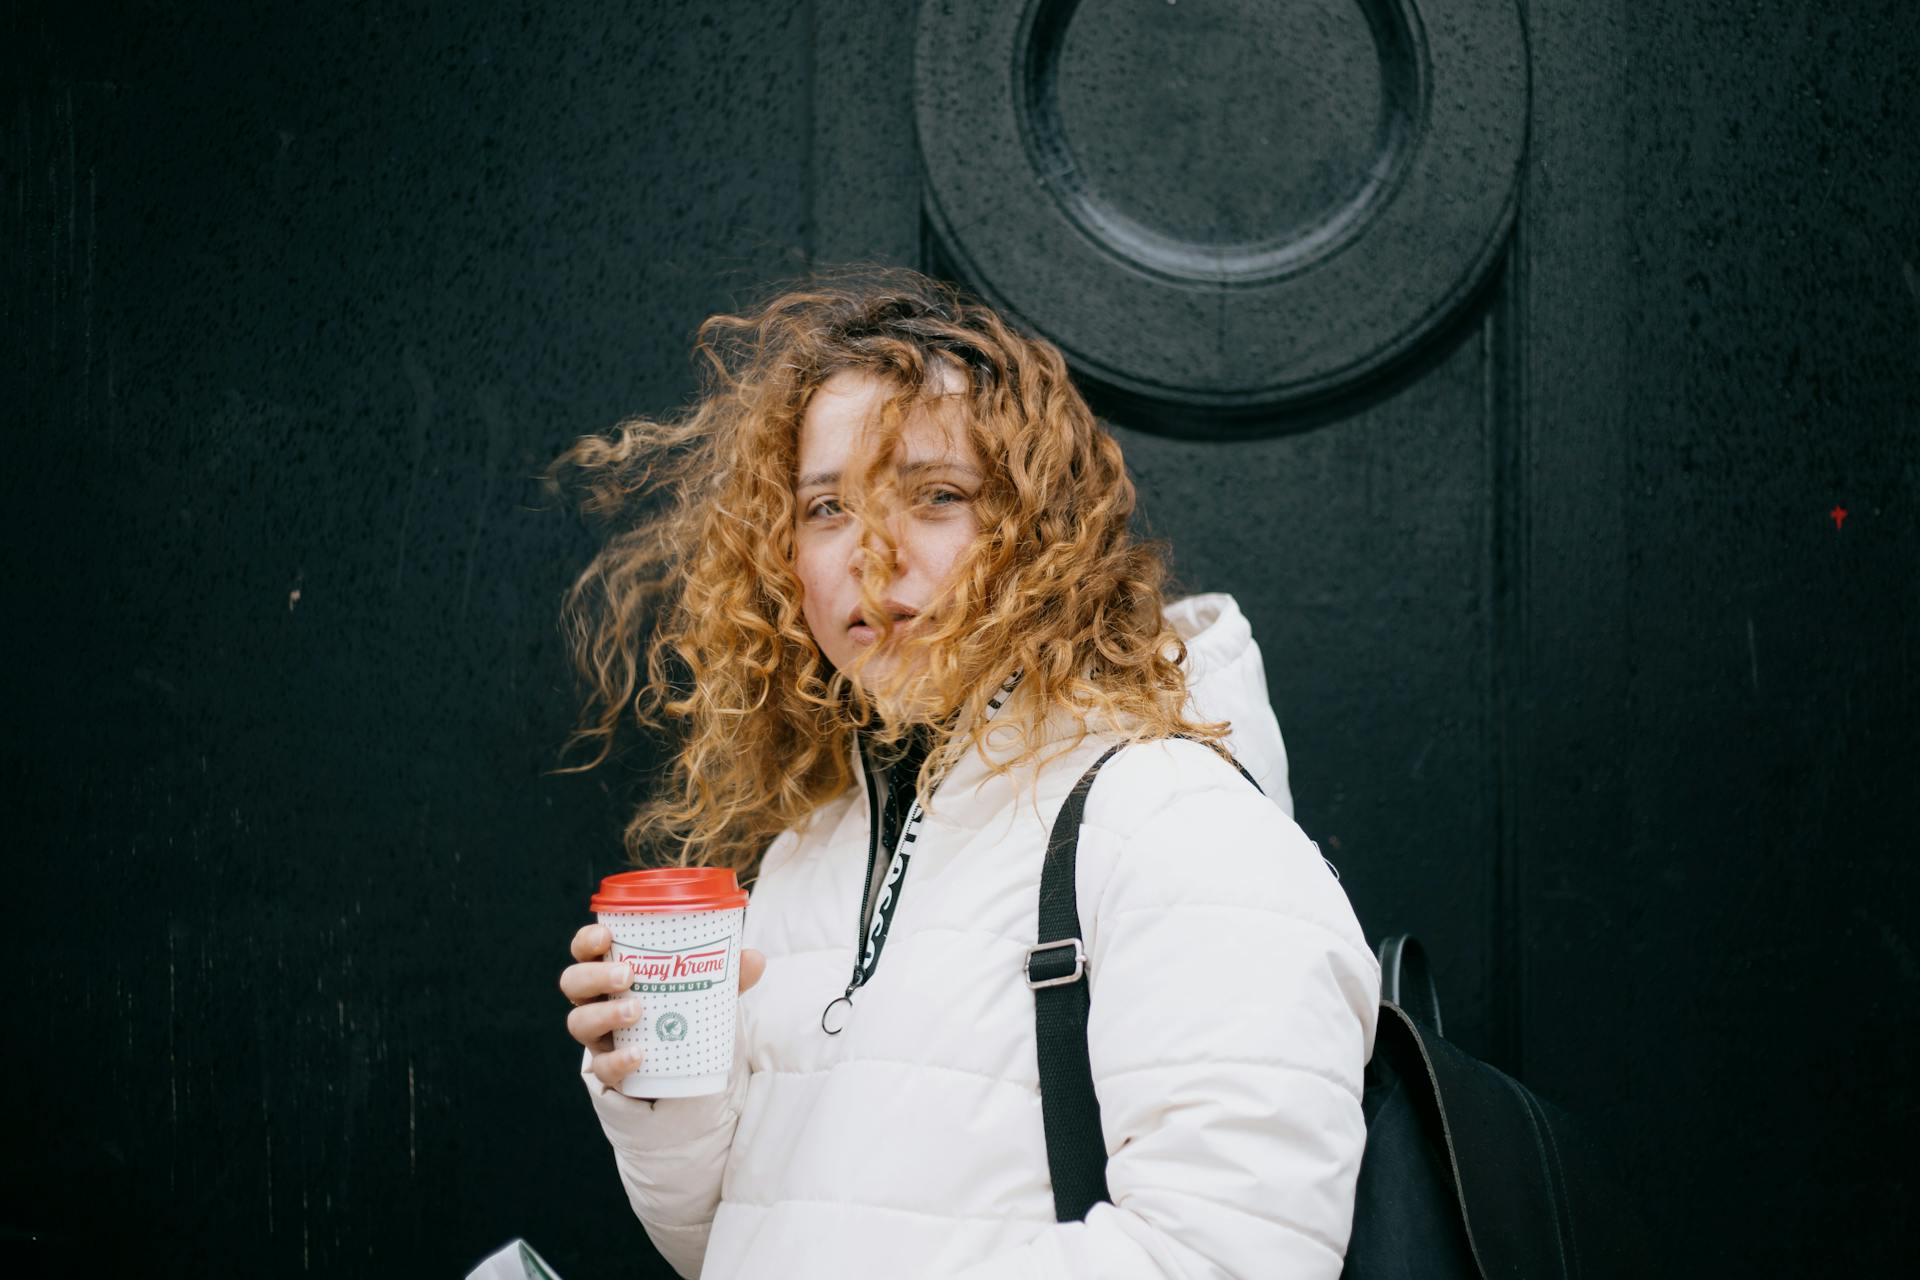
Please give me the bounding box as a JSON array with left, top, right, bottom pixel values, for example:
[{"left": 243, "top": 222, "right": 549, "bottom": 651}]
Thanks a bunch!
[{"left": 868, "top": 723, "right": 935, "bottom": 855}]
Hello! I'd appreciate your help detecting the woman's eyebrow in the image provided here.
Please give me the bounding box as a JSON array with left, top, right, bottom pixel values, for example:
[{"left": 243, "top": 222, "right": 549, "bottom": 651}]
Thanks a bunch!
[{"left": 794, "top": 459, "right": 981, "bottom": 491}]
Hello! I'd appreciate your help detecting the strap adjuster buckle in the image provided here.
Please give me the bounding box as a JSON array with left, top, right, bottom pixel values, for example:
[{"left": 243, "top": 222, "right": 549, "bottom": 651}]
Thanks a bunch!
[{"left": 1024, "top": 937, "right": 1086, "bottom": 989}]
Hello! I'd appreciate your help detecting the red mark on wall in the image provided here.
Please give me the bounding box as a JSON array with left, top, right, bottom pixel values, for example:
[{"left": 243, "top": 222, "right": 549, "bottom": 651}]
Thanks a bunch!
[{"left": 1829, "top": 505, "right": 1849, "bottom": 531}]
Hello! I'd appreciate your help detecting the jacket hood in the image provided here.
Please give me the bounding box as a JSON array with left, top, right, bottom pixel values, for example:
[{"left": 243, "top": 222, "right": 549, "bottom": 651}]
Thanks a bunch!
[
  {"left": 946, "top": 592, "right": 1297, "bottom": 821},
  {"left": 1163, "top": 593, "right": 1295, "bottom": 818},
  {"left": 858, "top": 593, "right": 1297, "bottom": 824}
]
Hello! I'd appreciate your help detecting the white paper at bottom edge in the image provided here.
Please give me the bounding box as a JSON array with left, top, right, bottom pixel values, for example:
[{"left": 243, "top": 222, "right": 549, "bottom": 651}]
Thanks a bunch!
[
  {"left": 466, "top": 1237, "right": 563, "bottom": 1280},
  {"left": 618, "top": 1069, "right": 728, "bottom": 1098}
]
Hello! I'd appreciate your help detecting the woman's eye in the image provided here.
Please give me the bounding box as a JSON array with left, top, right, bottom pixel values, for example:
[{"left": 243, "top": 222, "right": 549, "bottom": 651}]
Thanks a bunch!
[{"left": 804, "top": 488, "right": 963, "bottom": 520}]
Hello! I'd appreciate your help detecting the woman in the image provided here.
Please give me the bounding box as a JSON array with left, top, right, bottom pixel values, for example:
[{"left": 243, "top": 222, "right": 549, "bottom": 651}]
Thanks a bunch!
[{"left": 550, "top": 267, "right": 1379, "bottom": 1279}]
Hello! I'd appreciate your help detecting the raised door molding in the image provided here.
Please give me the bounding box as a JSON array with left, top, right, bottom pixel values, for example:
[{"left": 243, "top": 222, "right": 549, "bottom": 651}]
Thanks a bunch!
[{"left": 916, "top": 0, "right": 1529, "bottom": 431}]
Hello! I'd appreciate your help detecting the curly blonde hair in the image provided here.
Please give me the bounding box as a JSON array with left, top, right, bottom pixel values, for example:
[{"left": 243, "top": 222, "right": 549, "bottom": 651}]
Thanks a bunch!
[{"left": 544, "top": 264, "right": 1230, "bottom": 878}]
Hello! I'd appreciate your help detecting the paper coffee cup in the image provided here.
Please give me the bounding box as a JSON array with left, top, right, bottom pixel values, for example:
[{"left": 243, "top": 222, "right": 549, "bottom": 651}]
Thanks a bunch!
[{"left": 591, "top": 867, "right": 749, "bottom": 1098}]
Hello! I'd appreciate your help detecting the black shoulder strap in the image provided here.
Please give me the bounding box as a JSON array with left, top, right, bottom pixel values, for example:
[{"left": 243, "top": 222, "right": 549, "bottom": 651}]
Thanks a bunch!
[{"left": 1028, "top": 735, "right": 1264, "bottom": 1223}]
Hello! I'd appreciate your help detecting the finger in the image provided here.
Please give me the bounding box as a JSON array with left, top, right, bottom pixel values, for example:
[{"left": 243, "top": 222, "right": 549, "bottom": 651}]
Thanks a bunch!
[
  {"left": 560, "top": 958, "right": 634, "bottom": 1006},
  {"left": 570, "top": 923, "right": 612, "bottom": 963},
  {"left": 739, "top": 947, "right": 767, "bottom": 994},
  {"left": 568, "top": 993, "right": 646, "bottom": 1047},
  {"left": 591, "top": 1045, "right": 645, "bottom": 1090}
]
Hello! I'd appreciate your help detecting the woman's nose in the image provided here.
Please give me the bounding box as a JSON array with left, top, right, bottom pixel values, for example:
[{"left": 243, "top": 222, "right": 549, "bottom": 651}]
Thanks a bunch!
[{"left": 849, "top": 522, "right": 907, "bottom": 578}]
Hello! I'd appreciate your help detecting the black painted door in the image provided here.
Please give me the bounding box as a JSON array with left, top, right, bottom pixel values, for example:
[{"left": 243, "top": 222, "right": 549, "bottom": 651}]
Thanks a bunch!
[
  {"left": 896, "top": 1, "right": 1920, "bottom": 1268},
  {"left": 7, "top": 2, "right": 1915, "bottom": 1277}
]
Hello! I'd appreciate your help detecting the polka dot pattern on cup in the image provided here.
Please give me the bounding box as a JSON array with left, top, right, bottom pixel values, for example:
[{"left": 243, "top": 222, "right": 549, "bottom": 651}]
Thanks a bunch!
[{"left": 601, "top": 906, "right": 744, "bottom": 1082}]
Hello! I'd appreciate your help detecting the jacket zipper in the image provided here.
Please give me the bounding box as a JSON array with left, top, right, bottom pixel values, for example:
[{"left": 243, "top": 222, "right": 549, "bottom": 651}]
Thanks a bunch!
[
  {"left": 849, "top": 734, "right": 884, "bottom": 996},
  {"left": 816, "top": 671, "right": 1024, "bottom": 1035},
  {"left": 821, "top": 736, "right": 887, "bottom": 1034}
]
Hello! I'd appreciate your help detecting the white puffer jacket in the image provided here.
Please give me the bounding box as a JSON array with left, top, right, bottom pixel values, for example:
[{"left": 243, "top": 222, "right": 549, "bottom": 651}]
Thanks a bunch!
[{"left": 581, "top": 593, "right": 1381, "bottom": 1279}]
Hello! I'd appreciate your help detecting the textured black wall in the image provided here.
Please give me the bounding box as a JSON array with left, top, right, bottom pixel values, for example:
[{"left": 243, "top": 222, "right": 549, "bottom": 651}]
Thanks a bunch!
[
  {"left": 1547, "top": 3, "right": 1920, "bottom": 1253},
  {"left": 5, "top": 2, "right": 1917, "bottom": 1277},
  {"left": 5, "top": 2, "right": 814, "bottom": 1275}
]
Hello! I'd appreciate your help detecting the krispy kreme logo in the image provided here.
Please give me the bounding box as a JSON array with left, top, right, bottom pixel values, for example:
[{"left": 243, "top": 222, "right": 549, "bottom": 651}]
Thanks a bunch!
[{"left": 611, "top": 938, "right": 731, "bottom": 993}]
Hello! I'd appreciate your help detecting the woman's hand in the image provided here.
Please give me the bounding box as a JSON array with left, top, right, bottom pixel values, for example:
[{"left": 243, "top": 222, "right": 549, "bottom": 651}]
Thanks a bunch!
[{"left": 561, "top": 923, "right": 767, "bottom": 1090}]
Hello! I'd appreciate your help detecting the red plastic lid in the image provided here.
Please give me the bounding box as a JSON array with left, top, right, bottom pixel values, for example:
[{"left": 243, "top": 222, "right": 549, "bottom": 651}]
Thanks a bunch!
[{"left": 590, "top": 867, "right": 748, "bottom": 915}]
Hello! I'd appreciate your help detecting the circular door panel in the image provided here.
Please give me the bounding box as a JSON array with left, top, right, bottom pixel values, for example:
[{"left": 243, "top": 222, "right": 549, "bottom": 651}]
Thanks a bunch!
[{"left": 915, "top": 0, "right": 1528, "bottom": 428}]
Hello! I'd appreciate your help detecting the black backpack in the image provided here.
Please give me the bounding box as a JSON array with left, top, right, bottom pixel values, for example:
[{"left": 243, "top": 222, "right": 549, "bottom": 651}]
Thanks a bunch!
[{"left": 1022, "top": 741, "right": 1653, "bottom": 1278}]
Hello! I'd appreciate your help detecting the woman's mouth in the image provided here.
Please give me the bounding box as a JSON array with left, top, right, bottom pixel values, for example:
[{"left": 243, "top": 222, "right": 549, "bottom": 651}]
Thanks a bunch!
[{"left": 848, "top": 605, "right": 919, "bottom": 644}]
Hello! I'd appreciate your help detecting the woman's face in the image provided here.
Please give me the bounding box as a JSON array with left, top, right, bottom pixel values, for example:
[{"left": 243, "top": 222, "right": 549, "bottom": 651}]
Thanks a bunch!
[{"left": 792, "top": 363, "right": 985, "bottom": 701}]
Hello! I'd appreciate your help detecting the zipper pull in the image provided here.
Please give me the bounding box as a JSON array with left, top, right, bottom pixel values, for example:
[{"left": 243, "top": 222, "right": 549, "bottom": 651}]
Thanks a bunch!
[{"left": 821, "top": 984, "right": 856, "bottom": 1035}]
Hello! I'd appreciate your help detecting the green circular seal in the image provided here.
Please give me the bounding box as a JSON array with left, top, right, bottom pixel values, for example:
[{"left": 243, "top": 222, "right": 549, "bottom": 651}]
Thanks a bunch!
[{"left": 655, "top": 1011, "right": 688, "bottom": 1042}]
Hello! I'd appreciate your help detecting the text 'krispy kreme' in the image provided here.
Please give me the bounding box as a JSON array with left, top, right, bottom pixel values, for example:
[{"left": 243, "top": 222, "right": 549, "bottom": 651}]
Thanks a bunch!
[{"left": 613, "top": 939, "right": 731, "bottom": 991}]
